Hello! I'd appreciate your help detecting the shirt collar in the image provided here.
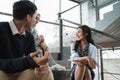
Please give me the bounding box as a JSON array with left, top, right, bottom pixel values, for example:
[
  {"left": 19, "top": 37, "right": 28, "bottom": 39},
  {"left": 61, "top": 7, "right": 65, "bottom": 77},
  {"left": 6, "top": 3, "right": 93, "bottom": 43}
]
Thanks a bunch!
[{"left": 9, "top": 20, "right": 26, "bottom": 35}]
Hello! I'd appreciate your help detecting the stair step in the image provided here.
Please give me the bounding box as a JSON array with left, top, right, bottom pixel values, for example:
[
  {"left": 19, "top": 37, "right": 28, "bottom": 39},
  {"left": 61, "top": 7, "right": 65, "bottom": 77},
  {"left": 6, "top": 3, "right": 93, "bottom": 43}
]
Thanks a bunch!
[{"left": 52, "top": 69, "right": 70, "bottom": 80}]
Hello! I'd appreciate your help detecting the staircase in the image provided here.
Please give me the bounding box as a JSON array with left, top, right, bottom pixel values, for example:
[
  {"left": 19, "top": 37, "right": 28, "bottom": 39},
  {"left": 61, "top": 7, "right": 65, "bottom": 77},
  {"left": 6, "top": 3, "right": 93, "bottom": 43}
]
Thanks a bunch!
[
  {"left": 95, "top": 1, "right": 120, "bottom": 31},
  {"left": 51, "top": 53, "right": 71, "bottom": 80},
  {"left": 94, "top": 1, "right": 120, "bottom": 48}
]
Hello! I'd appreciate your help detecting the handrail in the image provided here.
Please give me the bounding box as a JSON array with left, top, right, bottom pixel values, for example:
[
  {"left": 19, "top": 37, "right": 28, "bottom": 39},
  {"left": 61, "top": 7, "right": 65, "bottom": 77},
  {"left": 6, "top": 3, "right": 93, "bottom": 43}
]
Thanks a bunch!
[
  {"left": 59, "top": 18, "right": 120, "bottom": 41},
  {"left": 103, "top": 69, "right": 120, "bottom": 80},
  {"left": 104, "top": 72, "right": 120, "bottom": 76},
  {"left": 0, "top": 11, "right": 76, "bottom": 28}
]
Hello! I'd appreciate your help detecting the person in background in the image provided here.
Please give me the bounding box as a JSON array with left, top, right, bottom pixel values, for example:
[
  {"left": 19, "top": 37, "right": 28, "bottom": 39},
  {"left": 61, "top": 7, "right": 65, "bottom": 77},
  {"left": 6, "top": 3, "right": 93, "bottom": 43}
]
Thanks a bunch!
[
  {"left": 30, "top": 13, "right": 54, "bottom": 80},
  {"left": 30, "top": 14, "right": 56, "bottom": 67},
  {"left": 70, "top": 25, "right": 97, "bottom": 80},
  {"left": 30, "top": 13, "right": 66, "bottom": 72},
  {"left": 30, "top": 12, "right": 66, "bottom": 80},
  {"left": 34, "top": 35, "right": 54, "bottom": 80},
  {"left": 37, "top": 35, "right": 56, "bottom": 67},
  {"left": 30, "top": 13, "right": 40, "bottom": 51},
  {"left": 0, "top": 1, "right": 49, "bottom": 80}
]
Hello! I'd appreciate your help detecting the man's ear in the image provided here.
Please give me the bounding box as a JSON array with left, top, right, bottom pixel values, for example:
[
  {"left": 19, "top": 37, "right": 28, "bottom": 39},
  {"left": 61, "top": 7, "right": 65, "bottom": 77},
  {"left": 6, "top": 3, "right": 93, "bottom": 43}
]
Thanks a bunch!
[{"left": 26, "top": 14, "right": 31, "bottom": 21}]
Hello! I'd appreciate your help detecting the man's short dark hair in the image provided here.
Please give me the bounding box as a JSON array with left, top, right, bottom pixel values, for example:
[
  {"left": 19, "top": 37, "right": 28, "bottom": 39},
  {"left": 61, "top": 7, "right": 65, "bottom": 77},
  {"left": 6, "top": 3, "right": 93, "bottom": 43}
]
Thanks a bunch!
[{"left": 13, "top": 0, "right": 37, "bottom": 20}]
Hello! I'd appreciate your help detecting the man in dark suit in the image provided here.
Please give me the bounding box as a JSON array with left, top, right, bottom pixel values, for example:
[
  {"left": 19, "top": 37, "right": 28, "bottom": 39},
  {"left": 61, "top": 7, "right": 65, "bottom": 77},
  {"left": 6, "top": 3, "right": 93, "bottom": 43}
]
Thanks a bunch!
[{"left": 0, "top": 1, "right": 49, "bottom": 80}]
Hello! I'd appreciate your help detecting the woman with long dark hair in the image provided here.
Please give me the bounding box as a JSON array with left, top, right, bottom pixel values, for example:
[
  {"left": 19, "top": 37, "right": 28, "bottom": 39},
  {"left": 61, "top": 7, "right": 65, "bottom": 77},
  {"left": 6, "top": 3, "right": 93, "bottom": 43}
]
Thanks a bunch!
[{"left": 70, "top": 25, "right": 97, "bottom": 80}]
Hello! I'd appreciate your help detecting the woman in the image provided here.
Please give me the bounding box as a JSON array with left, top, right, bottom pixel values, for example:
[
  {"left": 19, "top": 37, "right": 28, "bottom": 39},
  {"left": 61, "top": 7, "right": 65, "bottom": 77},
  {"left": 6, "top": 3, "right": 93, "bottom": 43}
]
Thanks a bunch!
[
  {"left": 70, "top": 25, "right": 97, "bottom": 80},
  {"left": 34, "top": 35, "right": 55, "bottom": 80}
]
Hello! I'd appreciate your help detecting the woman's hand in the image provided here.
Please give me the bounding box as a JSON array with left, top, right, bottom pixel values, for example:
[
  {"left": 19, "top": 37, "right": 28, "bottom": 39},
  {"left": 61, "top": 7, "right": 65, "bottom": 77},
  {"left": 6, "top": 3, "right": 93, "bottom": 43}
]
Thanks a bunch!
[
  {"left": 73, "top": 56, "right": 97, "bottom": 69},
  {"left": 73, "top": 57, "right": 88, "bottom": 67},
  {"left": 86, "top": 56, "right": 96, "bottom": 69}
]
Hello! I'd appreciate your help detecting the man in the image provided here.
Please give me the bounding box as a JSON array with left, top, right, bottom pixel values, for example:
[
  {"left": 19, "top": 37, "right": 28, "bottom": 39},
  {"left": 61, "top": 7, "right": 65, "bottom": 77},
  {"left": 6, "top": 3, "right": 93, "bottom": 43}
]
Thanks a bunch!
[{"left": 0, "top": 1, "right": 49, "bottom": 80}]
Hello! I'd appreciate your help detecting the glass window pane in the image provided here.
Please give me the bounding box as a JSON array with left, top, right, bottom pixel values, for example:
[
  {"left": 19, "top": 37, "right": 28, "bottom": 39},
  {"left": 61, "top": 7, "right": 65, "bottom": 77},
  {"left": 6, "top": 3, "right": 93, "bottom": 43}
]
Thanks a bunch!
[
  {"left": 35, "top": 22, "right": 60, "bottom": 53},
  {"left": 0, "top": 0, "right": 19, "bottom": 14},
  {"left": 0, "top": 14, "right": 12, "bottom": 22}
]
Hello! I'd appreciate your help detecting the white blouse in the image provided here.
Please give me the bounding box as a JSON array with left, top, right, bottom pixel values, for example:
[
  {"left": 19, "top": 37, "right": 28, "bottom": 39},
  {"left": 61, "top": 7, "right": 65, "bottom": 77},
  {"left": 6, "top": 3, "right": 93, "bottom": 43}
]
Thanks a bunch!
[{"left": 70, "top": 41, "right": 98, "bottom": 67}]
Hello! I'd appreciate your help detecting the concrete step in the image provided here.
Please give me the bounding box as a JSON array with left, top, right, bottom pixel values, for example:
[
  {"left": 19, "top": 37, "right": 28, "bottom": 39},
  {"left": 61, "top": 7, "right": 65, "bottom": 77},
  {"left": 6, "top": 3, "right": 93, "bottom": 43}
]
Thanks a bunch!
[{"left": 52, "top": 69, "right": 70, "bottom": 80}]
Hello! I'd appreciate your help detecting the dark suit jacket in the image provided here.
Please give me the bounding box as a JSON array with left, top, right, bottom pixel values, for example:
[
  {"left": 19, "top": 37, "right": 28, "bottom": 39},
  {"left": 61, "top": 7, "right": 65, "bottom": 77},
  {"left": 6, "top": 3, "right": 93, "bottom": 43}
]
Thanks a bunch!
[{"left": 0, "top": 22, "right": 37, "bottom": 73}]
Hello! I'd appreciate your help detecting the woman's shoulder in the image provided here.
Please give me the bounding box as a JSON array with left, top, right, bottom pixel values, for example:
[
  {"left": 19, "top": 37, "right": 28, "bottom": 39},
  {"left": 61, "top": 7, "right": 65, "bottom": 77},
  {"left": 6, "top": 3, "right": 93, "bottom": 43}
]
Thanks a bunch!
[{"left": 89, "top": 43, "right": 97, "bottom": 50}]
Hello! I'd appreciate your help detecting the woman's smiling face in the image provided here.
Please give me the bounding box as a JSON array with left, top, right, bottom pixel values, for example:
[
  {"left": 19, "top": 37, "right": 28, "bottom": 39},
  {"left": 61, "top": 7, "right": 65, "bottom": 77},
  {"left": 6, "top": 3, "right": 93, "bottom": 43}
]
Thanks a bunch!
[{"left": 76, "top": 28, "right": 86, "bottom": 41}]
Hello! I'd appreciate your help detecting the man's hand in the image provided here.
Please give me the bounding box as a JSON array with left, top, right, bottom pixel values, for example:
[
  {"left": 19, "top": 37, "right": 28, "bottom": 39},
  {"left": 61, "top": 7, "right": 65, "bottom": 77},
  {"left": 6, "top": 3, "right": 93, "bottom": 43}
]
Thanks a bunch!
[
  {"left": 30, "top": 50, "right": 50, "bottom": 65},
  {"left": 34, "top": 63, "right": 49, "bottom": 76},
  {"left": 34, "top": 63, "right": 49, "bottom": 78}
]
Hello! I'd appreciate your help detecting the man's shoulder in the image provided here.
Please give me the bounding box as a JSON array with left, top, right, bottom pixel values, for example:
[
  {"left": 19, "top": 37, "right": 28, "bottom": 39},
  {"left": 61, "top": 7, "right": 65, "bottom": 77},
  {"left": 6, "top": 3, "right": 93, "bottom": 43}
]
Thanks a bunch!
[
  {"left": 25, "top": 30, "right": 34, "bottom": 38},
  {"left": 0, "top": 22, "right": 9, "bottom": 25},
  {"left": 0, "top": 22, "right": 9, "bottom": 29},
  {"left": 25, "top": 30, "right": 33, "bottom": 35},
  {"left": 0, "top": 22, "right": 10, "bottom": 32}
]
